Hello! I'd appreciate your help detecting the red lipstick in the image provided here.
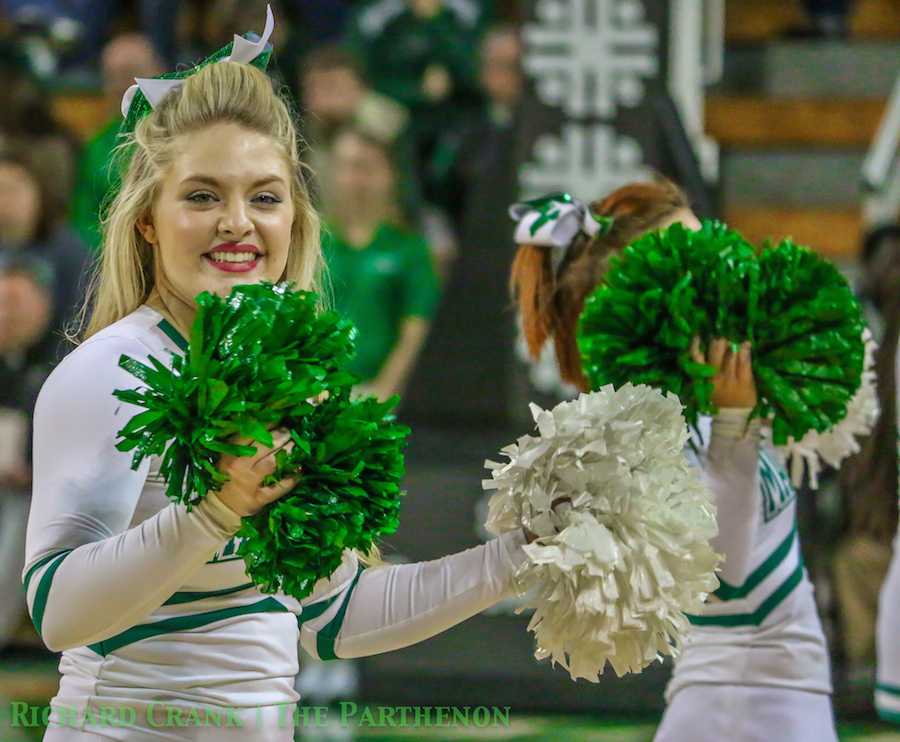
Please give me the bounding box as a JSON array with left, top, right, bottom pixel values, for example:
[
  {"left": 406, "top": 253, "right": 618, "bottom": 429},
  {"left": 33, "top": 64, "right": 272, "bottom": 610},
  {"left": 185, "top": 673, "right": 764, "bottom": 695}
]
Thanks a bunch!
[{"left": 204, "top": 243, "right": 263, "bottom": 273}]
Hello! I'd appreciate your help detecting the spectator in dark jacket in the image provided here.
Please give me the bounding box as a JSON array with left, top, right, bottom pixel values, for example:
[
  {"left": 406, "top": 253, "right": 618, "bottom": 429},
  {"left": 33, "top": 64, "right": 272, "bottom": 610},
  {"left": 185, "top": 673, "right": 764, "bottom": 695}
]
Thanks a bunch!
[{"left": 403, "top": 25, "right": 561, "bottom": 424}]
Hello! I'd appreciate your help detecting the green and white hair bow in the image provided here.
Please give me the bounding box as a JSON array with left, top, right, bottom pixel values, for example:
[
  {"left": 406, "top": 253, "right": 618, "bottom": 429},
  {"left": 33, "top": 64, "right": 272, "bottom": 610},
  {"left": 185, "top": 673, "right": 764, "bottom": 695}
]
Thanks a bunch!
[
  {"left": 509, "top": 193, "right": 613, "bottom": 271},
  {"left": 119, "top": 4, "right": 275, "bottom": 132}
]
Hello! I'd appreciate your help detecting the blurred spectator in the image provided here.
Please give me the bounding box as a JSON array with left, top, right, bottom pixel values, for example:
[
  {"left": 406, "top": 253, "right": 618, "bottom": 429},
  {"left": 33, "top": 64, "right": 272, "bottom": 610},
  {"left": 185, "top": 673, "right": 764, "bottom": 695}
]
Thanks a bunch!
[
  {"left": 299, "top": 44, "right": 414, "bottom": 211},
  {"left": 343, "top": 0, "right": 483, "bottom": 197},
  {"left": 2, "top": 0, "right": 181, "bottom": 74},
  {"left": 0, "top": 144, "right": 88, "bottom": 652},
  {"left": 299, "top": 45, "right": 457, "bottom": 279},
  {"left": 0, "top": 45, "right": 79, "bottom": 226},
  {"left": 0, "top": 144, "right": 90, "bottom": 361},
  {"left": 0, "top": 255, "right": 49, "bottom": 652},
  {"left": 71, "top": 33, "right": 163, "bottom": 252},
  {"left": 1, "top": 0, "right": 104, "bottom": 76},
  {"left": 321, "top": 126, "right": 439, "bottom": 401},
  {"left": 832, "top": 225, "right": 900, "bottom": 671},
  {"left": 400, "top": 25, "right": 561, "bottom": 425},
  {"left": 430, "top": 24, "right": 533, "bottom": 217}
]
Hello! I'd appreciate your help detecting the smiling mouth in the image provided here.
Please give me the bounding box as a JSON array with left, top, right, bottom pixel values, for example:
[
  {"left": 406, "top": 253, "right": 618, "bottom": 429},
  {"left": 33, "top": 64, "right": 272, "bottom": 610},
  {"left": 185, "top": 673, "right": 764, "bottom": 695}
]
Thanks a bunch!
[{"left": 204, "top": 246, "right": 263, "bottom": 273}]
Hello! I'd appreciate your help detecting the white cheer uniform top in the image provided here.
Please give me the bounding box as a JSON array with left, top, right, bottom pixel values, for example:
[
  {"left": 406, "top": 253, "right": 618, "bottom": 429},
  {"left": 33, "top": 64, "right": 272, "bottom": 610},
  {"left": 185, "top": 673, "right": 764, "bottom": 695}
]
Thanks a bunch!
[
  {"left": 665, "top": 409, "right": 833, "bottom": 701},
  {"left": 23, "top": 305, "right": 528, "bottom": 741}
]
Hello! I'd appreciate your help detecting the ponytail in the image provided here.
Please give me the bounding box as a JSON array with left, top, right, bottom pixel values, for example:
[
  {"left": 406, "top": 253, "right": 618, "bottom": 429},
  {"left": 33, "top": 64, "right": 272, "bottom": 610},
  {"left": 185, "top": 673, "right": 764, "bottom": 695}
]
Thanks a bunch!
[
  {"left": 509, "top": 244, "right": 554, "bottom": 358},
  {"left": 509, "top": 177, "right": 691, "bottom": 390}
]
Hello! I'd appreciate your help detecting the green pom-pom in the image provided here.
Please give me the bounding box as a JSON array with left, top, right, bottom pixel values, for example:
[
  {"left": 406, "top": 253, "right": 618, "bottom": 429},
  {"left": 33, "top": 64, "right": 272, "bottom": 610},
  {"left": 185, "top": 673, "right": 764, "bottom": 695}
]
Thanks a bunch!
[
  {"left": 114, "top": 282, "right": 357, "bottom": 505},
  {"left": 577, "top": 220, "right": 758, "bottom": 427},
  {"left": 753, "top": 239, "right": 866, "bottom": 445},
  {"left": 113, "top": 282, "right": 409, "bottom": 600},
  {"left": 576, "top": 222, "right": 867, "bottom": 446},
  {"left": 237, "top": 390, "right": 408, "bottom": 599}
]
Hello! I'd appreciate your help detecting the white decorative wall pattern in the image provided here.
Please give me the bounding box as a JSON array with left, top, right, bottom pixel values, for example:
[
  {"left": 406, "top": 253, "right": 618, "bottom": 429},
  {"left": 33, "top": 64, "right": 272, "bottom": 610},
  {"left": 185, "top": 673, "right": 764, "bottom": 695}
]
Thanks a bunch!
[
  {"left": 524, "top": 0, "right": 658, "bottom": 118},
  {"left": 520, "top": 123, "right": 652, "bottom": 199}
]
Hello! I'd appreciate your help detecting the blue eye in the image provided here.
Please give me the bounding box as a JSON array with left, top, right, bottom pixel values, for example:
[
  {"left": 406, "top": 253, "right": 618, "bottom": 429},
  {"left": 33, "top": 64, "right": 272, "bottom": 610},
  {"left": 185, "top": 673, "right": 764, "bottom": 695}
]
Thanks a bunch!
[
  {"left": 254, "top": 193, "right": 282, "bottom": 205},
  {"left": 187, "top": 192, "right": 216, "bottom": 203}
]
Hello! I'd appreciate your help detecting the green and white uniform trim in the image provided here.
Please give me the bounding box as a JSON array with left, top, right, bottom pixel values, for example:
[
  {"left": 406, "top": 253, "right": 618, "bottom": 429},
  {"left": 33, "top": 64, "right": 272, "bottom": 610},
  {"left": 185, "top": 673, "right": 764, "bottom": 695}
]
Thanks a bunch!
[
  {"left": 665, "top": 409, "right": 832, "bottom": 702},
  {"left": 23, "top": 304, "right": 529, "bottom": 741}
]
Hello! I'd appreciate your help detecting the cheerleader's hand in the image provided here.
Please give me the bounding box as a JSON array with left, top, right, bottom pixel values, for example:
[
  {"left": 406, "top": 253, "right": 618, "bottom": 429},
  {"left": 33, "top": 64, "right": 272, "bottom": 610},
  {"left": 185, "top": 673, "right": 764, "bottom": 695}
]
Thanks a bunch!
[
  {"left": 522, "top": 496, "right": 573, "bottom": 543},
  {"left": 691, "top": 336, "right": 758, "bottom": 409},
  {"left": 216, "top": 428, "right": 298, "bottom": 517}
]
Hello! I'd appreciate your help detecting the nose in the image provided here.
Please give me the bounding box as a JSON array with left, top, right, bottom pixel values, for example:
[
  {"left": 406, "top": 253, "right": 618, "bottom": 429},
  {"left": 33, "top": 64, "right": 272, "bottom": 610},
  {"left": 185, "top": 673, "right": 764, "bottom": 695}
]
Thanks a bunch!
[{"left": 218, "top": 198, "right": 253, "bottom": 241}]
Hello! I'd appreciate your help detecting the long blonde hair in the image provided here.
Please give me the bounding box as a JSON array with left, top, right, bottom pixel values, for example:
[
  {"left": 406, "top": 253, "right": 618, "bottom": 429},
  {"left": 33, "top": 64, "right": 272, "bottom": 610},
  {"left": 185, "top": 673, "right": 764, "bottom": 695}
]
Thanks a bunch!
[{"left": 75, "top": 60, "right": 385, "bottom": 568}]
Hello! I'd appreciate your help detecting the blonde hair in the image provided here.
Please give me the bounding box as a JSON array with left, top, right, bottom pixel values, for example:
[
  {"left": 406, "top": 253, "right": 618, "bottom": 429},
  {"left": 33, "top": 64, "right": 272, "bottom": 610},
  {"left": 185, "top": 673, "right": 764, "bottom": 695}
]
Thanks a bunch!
[{"left": 74, "top": 60, "right": 385, "bottom": 568}]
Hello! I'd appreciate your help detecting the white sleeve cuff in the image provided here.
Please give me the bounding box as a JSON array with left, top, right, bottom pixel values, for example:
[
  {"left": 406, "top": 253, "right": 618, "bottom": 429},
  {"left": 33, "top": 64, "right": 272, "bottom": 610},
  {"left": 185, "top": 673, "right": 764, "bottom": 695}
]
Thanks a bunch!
[
  {"left": 194, "top": 491, "right": 243, "bottom": 536},
  {"left": 711, "top": 407, "right": 762, "bottom": 441},
  {"left": 497, "top": 528, "right": 529, "bottom": 576}
]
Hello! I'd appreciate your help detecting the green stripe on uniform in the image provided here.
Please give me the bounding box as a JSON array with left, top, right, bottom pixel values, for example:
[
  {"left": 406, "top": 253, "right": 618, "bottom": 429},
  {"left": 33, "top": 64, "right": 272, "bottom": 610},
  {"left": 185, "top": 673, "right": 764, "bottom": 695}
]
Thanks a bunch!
[
  {"left": 316, "top": 565, "right": 365, "bottom": 661},
  {"left": 876, "top": 683, "right": 900, "bottom": 697},
  {"left": 22, "top": 550, "right": 71, "bottom": 596},
  {"left": 157, "top": 319, "right": 188, "bottom": 351},
  {"left": 31, "top": 550, "right": 73, "bottom": 637},
  {"left": 688, "top": 561, "right": 804, "bottom": 628},
  {"left": 297, "top": 594, "right": 340, "bottom": 627},
  {"left": 163, "top": 582, "right": 255, "bottom": 606},
  {"left": 714, "top": 526, "right": 797, "bottom": 601},
  {"left": 88, "top": 596, "right": 289, "bottom": 657}
]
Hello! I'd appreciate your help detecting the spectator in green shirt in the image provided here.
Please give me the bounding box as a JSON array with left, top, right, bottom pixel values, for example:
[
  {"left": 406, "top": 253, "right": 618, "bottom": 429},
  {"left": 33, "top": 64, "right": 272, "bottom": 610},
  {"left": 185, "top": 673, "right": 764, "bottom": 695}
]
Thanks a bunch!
[
  {"left": 321, "top": 126, "right": 440, "bottom": 401},
  {"left": 70, "top": 33, "right": 162, "bottom": 252}
]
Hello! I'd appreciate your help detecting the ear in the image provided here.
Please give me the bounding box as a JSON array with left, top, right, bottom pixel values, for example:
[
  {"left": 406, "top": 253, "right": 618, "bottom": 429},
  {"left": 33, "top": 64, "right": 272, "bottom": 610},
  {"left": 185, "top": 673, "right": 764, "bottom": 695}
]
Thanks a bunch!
[{"left": 136, "top": 213, "right": 157, "bottom": 245}]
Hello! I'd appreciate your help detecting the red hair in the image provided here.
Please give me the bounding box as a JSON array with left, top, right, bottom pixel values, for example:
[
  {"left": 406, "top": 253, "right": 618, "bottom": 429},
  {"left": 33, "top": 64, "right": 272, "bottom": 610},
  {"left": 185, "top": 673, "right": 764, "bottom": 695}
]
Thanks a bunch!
[{"left": 510, "top": 178, "right": 690, "bottom": 390}]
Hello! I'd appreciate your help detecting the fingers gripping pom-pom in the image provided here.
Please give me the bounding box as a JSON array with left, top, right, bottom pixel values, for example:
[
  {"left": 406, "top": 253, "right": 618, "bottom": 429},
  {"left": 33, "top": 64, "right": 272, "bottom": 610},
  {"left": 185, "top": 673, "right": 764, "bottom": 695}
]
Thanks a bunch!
[
  {"left": 576, "top": 220, "right": 758, "bottom": 431},
  {"left": 113, "top": 282, "right": 409, "bottom": 601},
  {"left": 483, "top": 384, "right": 721, "bottom": 682}
]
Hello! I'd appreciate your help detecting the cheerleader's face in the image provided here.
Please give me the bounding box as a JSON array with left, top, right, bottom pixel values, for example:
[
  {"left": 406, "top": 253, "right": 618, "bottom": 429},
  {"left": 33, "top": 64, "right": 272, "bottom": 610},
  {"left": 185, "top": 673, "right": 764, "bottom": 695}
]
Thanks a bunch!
[{"left": 139, "top": 122, "right": 295, "bottom": 302}]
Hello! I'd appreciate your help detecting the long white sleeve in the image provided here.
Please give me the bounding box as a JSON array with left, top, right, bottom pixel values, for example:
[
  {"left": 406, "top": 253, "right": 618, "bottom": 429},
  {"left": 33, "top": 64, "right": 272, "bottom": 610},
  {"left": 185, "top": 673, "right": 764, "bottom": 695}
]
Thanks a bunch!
[
  {"left": 23, "top": 335, "right": 243, "bottom": 653},
  {"left": 298, "top": 529, "right": 528, "bottom": 660},
  {"left": 702, "top": 407, "right": 762, "bottom": 588}
]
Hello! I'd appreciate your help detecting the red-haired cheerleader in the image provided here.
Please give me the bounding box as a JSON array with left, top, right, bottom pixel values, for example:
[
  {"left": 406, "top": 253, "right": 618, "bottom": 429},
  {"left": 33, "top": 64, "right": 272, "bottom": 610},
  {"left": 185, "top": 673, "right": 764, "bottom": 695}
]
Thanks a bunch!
[{"left": 508, "top": 180, "right": 836, "bottom": 742}]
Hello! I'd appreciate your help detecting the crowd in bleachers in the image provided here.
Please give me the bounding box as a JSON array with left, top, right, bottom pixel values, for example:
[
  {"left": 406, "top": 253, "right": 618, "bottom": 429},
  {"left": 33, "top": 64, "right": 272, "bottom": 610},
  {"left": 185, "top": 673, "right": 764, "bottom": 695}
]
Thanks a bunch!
[{"left": 0, "top": 0, "right": 896, "bottom": 706}]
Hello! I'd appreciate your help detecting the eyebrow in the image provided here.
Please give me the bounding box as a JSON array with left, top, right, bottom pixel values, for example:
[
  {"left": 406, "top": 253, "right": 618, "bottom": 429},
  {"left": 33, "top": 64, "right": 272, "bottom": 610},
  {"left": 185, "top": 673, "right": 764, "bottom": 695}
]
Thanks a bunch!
[{"left": 181, "top": 174, "right": 287, "bottom": 188}]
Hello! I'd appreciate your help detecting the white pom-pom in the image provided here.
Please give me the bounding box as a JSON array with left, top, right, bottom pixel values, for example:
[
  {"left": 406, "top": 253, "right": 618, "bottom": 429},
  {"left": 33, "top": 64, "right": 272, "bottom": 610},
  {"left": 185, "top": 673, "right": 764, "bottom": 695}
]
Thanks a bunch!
[
  {"left": 776, "top": 329, "right": 880, "bottom": 490},
  {"left": 482, "top": 383, "right": 720, "bottom": 682}
]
